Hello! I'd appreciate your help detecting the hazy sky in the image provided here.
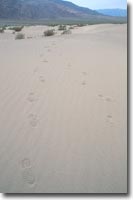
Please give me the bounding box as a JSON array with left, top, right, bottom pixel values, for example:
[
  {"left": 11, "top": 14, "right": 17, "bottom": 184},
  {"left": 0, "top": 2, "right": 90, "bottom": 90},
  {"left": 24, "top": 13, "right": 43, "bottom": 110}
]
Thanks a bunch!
[{"left": 65, "top": 0, "right": 127, "bottom": 9}]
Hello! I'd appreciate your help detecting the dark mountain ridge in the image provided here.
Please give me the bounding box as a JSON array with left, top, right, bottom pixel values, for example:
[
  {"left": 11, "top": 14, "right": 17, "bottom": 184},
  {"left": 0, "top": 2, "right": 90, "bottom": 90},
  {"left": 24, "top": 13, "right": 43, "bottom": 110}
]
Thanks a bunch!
[
  {"left": 0, "top": 0, "right": 99, "bottom": 19},
  {"left": 0, "top": 0, "right": 127, "bottom": 25}
]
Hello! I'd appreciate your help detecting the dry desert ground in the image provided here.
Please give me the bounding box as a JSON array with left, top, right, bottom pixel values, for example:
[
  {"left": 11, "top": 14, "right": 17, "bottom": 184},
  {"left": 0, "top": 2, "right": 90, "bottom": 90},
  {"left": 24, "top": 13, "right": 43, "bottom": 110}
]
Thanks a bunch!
[{"left": 0, "top": 24, "right": 127, "bottom": 193}]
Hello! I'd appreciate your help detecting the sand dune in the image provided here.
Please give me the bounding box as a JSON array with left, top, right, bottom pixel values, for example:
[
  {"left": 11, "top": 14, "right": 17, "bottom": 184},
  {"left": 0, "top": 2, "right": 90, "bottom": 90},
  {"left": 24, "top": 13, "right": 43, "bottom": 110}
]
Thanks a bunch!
[{"left": 0, "top": 24, "right": 127, "bottom": 193}]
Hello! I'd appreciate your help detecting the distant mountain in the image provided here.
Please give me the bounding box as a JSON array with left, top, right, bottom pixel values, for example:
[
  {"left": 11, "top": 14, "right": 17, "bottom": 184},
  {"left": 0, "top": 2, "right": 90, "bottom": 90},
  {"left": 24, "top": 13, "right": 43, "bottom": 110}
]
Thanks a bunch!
[
  {"left": 0, "top": 0, "right": 100, "bottom": 19},
  {"left": 96, "top": 9, "right": 127, "bottom": 17},
  {"left": 0, "top": 0, "right": 127, "bottom": 25}
]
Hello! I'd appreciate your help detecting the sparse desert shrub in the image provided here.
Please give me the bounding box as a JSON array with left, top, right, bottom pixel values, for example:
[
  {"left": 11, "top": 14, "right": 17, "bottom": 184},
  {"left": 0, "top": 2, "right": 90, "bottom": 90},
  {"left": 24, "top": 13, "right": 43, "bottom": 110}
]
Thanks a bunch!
[
  {"left": 15, "top": 33, "right": 25, "bottom": 40},
  {"left": 77, "top": 24, "right": 86, "bottom": 27},
  {"left": 0, "top": 27, "right": 5, "bottom": 33},
  {"left": 49, "top": 24, "right": 58, "bottom": 27},
  {"left": 62, "top": 29, "right": 72, "bottom": 35},
  {"left": 10, "top": 26, "right": 24, "bottom": 32},
  {"left": 58, "top": 25, "right": 66, "bottom": 31},
  {"left": 69, "top": 26, "right": 74, "bottom": 30},
  {"left": 44, "top": 29, "right": 55, "bottom": 36}
]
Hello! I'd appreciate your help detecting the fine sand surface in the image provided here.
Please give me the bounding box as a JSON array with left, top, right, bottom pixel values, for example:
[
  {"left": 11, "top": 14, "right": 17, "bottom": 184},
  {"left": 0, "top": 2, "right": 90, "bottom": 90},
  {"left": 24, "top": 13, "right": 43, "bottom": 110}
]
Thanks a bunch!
[{"left": 0, "top": 24, "right": 127, "bottom": 193}]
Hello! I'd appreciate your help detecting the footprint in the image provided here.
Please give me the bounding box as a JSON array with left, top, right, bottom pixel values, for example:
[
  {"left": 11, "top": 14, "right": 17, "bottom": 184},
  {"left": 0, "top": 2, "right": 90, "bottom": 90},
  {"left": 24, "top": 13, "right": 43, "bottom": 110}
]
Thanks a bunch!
[
  {"left": 20, "top": 158, "right": 35, "bottom": 186},
  {"left": 105, "top": 97, "right": 112, "bottom": 102},
  {"left": 22, "top": 168, "right": 35, "bottom": 185},
  {"left": 21, "top": 158, "right": 31, "bottom": 169},
  {"left": 82, "top": 81, "right": 86, "bottom": 86},
  {"left": 39, "top": 76, "right": 45, "bottom": 83},
  {"left": 27, "top": 92, "right": 37, "bottom": 102},
  {"left": 98, "top": 94, "right": 113, "bottom": 102},
  {"left": 42, "top": 60, "right": 48, "bottom": 63},
  {"left": 82, "top": 72, "right": 87, "bottom": 76},
  {"left": 107, "top": 115, "right": 112, "bottom": 119},
  {"left": 106, "top": 115, "right": 113, "bottom": 124},
  {"left": 98, "top": 94, "right": 104, "bottom": 98},
  {"left": 29, "top": 114, "right": 38, "bottom": 127}
]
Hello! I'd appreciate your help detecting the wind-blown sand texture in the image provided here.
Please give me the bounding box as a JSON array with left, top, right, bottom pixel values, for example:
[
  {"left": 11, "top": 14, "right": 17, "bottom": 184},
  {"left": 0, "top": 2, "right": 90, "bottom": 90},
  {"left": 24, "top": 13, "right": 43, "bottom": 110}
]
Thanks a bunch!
[{"left": 0, "top": 24, "right": 127, "bottom": 193}]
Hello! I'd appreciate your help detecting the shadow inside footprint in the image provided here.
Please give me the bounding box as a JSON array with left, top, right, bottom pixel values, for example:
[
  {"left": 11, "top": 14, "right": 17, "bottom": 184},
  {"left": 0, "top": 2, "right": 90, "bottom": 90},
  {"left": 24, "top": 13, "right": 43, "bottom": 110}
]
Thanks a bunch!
[
  {"left": 106, "top": 97, "right": 112, "bottom": 102},
  {"left": 98, "top": 94, "right": 104, "bottom": 98},
  {"left": 27, "top": 93, "right": 37, "bottom": 102},
  {"left": 82, "top": 72, "right": 87, "bottom": 76},
  {"left": 39, "top": 76, "right": 45, "bottom": 83},
  {"left": 107, "top": 115, "right": 112, "bottom": 119},
  {"left": 106, "top": 115, "right": 113, "bottom": 124},
  {"left": 82, "top": 81, "right": 86, "bottom": 86},
  {"left": 42, "top": 60, "right": 48, "bottom": 63},
  {"left": 30, "top": 120, "right": 38, "bottom": 127}
]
